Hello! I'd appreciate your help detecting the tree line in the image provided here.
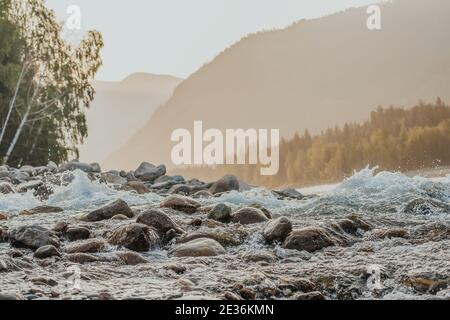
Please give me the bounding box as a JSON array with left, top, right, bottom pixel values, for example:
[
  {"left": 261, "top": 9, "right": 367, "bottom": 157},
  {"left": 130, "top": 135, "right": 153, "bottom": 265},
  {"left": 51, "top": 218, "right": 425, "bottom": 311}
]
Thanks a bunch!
[
  {"left": 0, "top": 0, "right": 103, "bottom": 167},
  {"left": 175, "top": 99, "right": 450, "bottom": 187}
]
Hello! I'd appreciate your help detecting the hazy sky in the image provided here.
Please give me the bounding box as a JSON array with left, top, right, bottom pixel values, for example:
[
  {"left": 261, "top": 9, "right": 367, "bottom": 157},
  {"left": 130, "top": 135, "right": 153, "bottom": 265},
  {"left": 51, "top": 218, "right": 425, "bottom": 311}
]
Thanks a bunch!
[{"left": 46, "top": 0, "right": 379, "bottom": 81}]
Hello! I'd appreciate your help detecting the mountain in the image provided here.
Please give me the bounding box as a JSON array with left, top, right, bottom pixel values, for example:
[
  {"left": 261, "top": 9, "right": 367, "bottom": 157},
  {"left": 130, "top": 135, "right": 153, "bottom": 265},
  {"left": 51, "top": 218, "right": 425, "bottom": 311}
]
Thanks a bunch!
[
  {"left": 104, "top": 0, "right": 450, "bottom": 172},
  {"left": 78, "top": 73, "right": 182, "bottom": 164}
]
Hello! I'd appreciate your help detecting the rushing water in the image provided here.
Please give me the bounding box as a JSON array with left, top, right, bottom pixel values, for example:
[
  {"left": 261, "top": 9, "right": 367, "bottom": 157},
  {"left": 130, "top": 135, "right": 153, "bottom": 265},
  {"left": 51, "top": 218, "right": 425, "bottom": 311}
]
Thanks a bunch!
[{"left": 0, "top": 168, "right": 449, "bottom": 300}]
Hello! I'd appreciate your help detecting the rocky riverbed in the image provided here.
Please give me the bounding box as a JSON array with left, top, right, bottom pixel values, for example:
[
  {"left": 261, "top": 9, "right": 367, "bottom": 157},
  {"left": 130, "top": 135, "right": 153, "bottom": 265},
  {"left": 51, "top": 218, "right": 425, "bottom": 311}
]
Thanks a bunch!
[{"left": 0, "top": 160, "right": 449, "bottom": 300}]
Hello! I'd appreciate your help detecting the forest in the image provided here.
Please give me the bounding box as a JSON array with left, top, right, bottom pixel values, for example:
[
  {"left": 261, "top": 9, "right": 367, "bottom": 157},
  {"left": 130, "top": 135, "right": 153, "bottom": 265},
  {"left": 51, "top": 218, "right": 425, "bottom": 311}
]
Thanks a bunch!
[{"left": 175, "top": 99, "right": 450, "bottom": 187}]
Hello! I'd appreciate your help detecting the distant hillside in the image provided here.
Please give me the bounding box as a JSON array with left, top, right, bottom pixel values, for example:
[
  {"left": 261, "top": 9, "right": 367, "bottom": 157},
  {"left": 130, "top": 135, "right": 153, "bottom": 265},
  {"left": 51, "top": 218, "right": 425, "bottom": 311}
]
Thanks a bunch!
[
  {"left": 79, "top": 73, "right": 182, "bottom": 164},
  {"left": 105, "top": 0, "right": 450, "bottom": 172}
]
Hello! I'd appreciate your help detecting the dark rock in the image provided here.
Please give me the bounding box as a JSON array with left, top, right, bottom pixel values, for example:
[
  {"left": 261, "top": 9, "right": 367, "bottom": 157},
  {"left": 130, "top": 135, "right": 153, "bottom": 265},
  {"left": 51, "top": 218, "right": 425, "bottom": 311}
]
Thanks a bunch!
[
  {"left": 160, "top": 195, "right": 201, "bottom": 214},
  {"left": 0, "top": 182, "right": 14, "bottom": 194},
  {"left": 108, "top": 223, "right": 159, "bottom": 252},
  {"left": 31, "top": 277, "right": 58, "bottom": 287},
  {"left": 371, "top": 228, "right": 408, "bottom": 239},
  {"left": 294, "top": 291, "right": 326, "bottom": 300},
  {"left": 136, "top": 209, "right": 183, "bottom": 237},
  {"left": 9, "top": 225, "right": 60, "bottom": 250},
  {"left": 134, "top": 162, "right": 166, "bottom": 182},
  {"left": 209, "top": 175, "right": 239, "bottom": 194},
  {"left": 0, "top": 212, "right": 8, "bottom": 220},
  {"left": 66, "top": 227, "right": 91, "bottom": 241},
  {"left": 34, "top": 245, "right": 61, "bottom": 259},
  {"left": 231, "top": 207, "right": 269, "bottom": 225},
  {"left": 169, "top": 238, "right": 225, "bottom": 257},
  {"left": 224, "top": 292, "right": 243, "bottom": 300},
  {"left": 168, "top": 184, "right": 192, "bottom": 195},
  {"left": 207, "top": 203, "right": 231, "bottom": 223},
  {"left": 52, "top": 221, "right": 69, "bottom": 233},
  {"left": 190, "top": 218, "right": 202, "bottom": 226},
  {"left": 272, "top": 188, "right": 304, "bottom": 200},
  {"left": 283, "top": 227, "right": 334, "bottom": 252},
  {"left": 65, "top": 238, "right": 107, "bottom": 253},
  {"left": 81, "top": 199, "right": 134, "bottom": 222},
  {"left": 263, "top": 217, "right": 292, "bottom": 242}
]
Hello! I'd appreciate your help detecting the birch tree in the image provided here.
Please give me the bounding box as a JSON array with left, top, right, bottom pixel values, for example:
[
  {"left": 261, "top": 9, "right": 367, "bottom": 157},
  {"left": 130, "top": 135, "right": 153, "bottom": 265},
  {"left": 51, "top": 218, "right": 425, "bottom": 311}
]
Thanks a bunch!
[{"left": 0, "top": 0, "right": 103, "bottom": 166}]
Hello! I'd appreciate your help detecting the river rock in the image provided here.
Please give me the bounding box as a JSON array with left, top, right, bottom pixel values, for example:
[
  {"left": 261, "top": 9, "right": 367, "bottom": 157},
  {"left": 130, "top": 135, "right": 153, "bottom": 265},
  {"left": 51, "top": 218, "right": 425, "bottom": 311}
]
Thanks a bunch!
[
  {"left": 19, "top": 205, "right": 63, "bottom": 216},
  {"left": 160, "top": 195, "right": 201, "bottom": 214},
  {"left": 9, "top": 225, "right": 60, "bottom": 250},
  {"left": 283, "top": 227, "right": 334, "bottom": 252},
  {"left": 168, "top": 184, "right": 192, "bottom": 195},
  {"left": 294, "top": 291, "right": 326, "bottom": 300},
  {"left": 59, "top": 160, "right": 100, "bottom": 173},
  {"left": 209, "top": 175, "right": 239, "bottom": 194},
  {"left": 116, "top": 251, "right": 150, "bottom": 265},
  {"left": 134, "top": 162, "right": 166, "bottom": 182},
  {"left": 126, "top": 181, "right": 150, "bottom": 194},
  {"left": 273, "top": 188, "right": 305, "bottom": 200},
  {"left": 231, "top": 207, "right": 269, "bottom": 225},
  {"left": 136, "top": 209, "right": 182, "bottom": 237},
  {"left": 80, "top": 199, "right": 134, "bottom": 222},
  {"left": 66, "top": 227, "right": 91, "bottom": 241},
  {"left": 65, "top": 238, "right": 107, "bottom": 254},
  {"left": 100, "top": 171, "right": 127, "bottom": 184},
  {"left": 178, "top": 230, "right": 241, "bottom": 246},
  {"left": 263, "top": 217, "right": 293, "bottom": 242},
  {"left": 0, "top": 182, "right": 14, "bottom": 194},
  {"left": 108, "top": 223, "right": 159, "bottom": 252},
  {"left": 207, "top": 203, "right": 231, "bottom": 223},
  {"left": 34, "top": 245, "right": 61, "bottom": 259},
  {"left": 169, "top": 238, "right": 225, "bottom": 257},
  {"left": 0, "top": 212, "right": 8, "bottom": 220}
]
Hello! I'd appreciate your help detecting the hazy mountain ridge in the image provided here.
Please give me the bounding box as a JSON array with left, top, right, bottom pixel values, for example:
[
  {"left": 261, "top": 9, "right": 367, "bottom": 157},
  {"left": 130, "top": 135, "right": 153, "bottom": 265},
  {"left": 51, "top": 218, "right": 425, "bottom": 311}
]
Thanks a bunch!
[
  {"left": 79, "top": 73, "right": 182, "bottom": 164},
  {"left": 105, "top": 0, "right": 450, "bottom": 171}
]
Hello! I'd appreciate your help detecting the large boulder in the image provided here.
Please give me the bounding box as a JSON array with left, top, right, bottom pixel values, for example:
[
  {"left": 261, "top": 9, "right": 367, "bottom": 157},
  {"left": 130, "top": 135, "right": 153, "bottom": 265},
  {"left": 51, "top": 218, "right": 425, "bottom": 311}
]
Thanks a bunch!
[
  {"left": 169, "top": 238, "right": 225, "bottom": 257},
  {"left": 134, "top": 162, "right": 166, "bottom": 182},
  {"left": 231, "top": 207, "right": 269, "bottom": 225},
  {"left": 209, "top": 175, "right": 239, "bottom": 194},
  {"left": 9, "top": 225, "right": 60, "bottom": 250},
  {"left": 136, "top": 209, "right": 183, "bottom": 237},
  {"left": 283, "top": 227, "right": 334, "bottom": 252},
  {"left": 16, "top": 180, "right": 43, "bottom": 193},
  {"left": 263, "top": 217, "right": 292, "bottom": 242},
  {"left": 108, "top": 223, "right": 159, "bottom": 252},
  {"left": 160, "top": 195, "right": 201, "bottom": 214},
  {"left": 65, "top": 238, "right": 107, "bottom": 254},
  {"left": 80, "top": 199, "right": 134, "bottom": 222},
  {"left": 207, "top": 203, "right": 231, "bottom": 223},
  {"left": 178, "top": 231, "right": 241, "bottom": 246}
]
